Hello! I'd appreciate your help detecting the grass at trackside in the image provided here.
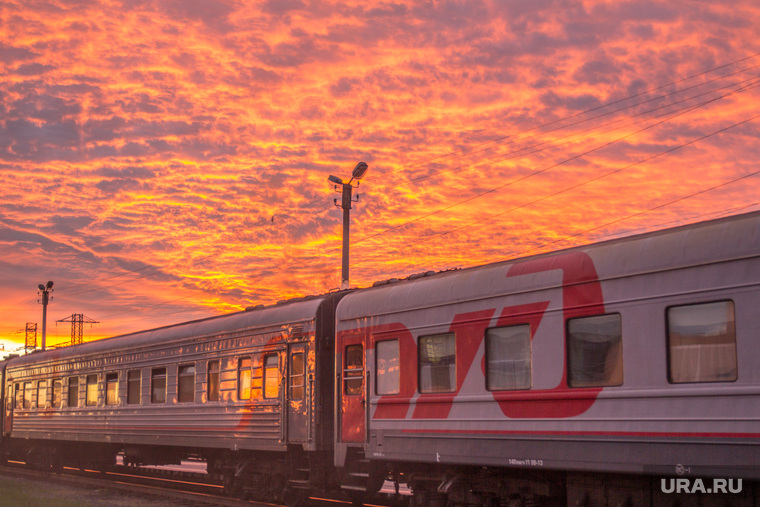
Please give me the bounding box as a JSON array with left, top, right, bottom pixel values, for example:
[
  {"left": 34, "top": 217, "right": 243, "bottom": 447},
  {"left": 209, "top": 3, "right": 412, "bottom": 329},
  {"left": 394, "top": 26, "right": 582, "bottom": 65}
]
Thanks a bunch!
[
  {"left": 0, "top": 474, "right": 200, "bottom": 506},
  {"left": 0, "top": 477, "right": 95, "bottom": 507}
]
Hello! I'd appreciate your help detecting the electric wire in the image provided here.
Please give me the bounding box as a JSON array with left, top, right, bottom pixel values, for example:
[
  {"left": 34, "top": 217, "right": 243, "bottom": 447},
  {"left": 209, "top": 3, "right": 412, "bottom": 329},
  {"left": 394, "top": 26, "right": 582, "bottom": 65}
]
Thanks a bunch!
[
  {"left": 98, "top": 293, "right": 201, "bottom": 320},
  {"left": 64, "top": 264, "right": 158, "bottom": 294},
  {"left": 350, "top": 74, "right": 760, "bottom": 248},
  {"left": 140, "top": 59, "right": 758, "bottom": 315},
  {"left": 591, "top": 202, "right": 760, "bottom": 240},
  {"left": 75, "top": 57, "right": 760, "bottom": 331},
  {"left": 271, "top": 55, "right": 760, "bottom": 239},
  {"left": 353, "top": 108, "right": 760, "bottom": 266},
  {"left": 402, "top": 60, "right": 760, "bottom": 186},
  {"left": 7, "top": 55, "right": 760, "bottom": 338},
  {"left": 398, "top": 52, "right": 760, "bottom": 174},
  {"left": 79, "top": 61, "right": 757, "bottom": 318},
  {"left": 277, "top": 54, "right": 760, "bottom": 227},
  {"left": 517, "top": 171, "right": 760, "bottom": 259},
  {"left": 65, "top": 265, "right": 162, "bottom": 298}
]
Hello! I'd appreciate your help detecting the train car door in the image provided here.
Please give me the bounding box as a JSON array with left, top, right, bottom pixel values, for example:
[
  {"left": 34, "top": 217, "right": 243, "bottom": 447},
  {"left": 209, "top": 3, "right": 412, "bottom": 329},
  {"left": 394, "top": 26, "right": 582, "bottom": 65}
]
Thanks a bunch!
[
  {"left": 3, "top": 382, "right": 14, "bottom": 435},
  {"left": 340, "top": 335, "right": 366, "bottom": 442},
  {"left": 2, "top": 380, "right": 11, "bottom": 435},
  {"left": 287, "top": 343, "right": 308, "bottom": 442}
]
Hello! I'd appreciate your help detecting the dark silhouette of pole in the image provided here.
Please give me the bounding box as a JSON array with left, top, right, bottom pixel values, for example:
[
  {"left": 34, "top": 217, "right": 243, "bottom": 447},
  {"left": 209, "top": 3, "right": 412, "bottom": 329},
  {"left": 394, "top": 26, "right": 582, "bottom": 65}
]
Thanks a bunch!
[
  {"left": 341, "top": 182, "right": 352, "bottom": 290},
  {"left": 37, "top": 281, "right": 53, "bottom": 351},
  {"left": 329, "top": 162, "right": 368, "bottom": 290}
]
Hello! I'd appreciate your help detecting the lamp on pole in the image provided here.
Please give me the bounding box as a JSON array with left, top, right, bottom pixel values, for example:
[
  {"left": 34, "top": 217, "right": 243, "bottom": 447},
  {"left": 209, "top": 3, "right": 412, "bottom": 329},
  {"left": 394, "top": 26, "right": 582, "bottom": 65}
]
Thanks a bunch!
[
  {"left": 329, "top": 162, "right": 368, "bottom": 290},
  {"left": 37, "top": 280, "right": 53, "bottom": 351}
]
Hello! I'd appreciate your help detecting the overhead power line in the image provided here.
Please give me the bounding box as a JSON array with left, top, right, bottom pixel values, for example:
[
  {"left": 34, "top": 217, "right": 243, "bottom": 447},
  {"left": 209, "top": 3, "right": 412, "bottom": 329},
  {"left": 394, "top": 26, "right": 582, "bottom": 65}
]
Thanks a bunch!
[
  {"left": 403, "top": 64, "right": 760, "bottom": 188},
  {"left": 277, "top": 54, "right": 760, "bottom": 230},
  {"left": 518, "top": 170, "right": 760, "bottom": 258},
  {"left": 399, "top": 52, "right": 760, "bottom": 175},
  {"left": 577, "top": 202, "right": 760, "bottom": 244},
  {"left": 348, "top": 78, "right": 760, "bottom": 259},
  {"left": 350, "top": 74, "right": 760, "bottom": 249},
  {"left": 353, "top": 109, "right": 760, "bottom": 266}
]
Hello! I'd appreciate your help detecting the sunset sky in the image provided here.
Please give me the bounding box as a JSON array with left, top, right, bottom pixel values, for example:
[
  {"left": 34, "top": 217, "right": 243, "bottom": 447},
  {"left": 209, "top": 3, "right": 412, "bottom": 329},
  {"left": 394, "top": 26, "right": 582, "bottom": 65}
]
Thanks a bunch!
[{"left": 2, "top": 0, "right": 760, "bottom": 354}]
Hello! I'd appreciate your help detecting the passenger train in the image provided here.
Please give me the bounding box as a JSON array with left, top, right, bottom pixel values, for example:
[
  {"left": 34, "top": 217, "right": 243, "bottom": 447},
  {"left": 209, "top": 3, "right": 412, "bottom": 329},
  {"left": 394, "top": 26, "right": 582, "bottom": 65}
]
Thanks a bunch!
[{"left": 2, "top": 211, "right": 759, "bottom": 506}]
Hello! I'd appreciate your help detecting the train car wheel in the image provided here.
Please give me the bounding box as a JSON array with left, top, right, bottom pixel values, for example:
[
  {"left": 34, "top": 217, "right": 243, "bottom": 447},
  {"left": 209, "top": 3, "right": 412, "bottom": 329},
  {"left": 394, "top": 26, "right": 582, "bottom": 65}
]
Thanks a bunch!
[
  {"left": 347, "top": 490, "right": 365, "bottom": 506},
  {"left": 283, "top": 487, "right": 308, "bottom": 507},
  {"left": 223, "top": 472, "right": 245, "bottom": 498}
]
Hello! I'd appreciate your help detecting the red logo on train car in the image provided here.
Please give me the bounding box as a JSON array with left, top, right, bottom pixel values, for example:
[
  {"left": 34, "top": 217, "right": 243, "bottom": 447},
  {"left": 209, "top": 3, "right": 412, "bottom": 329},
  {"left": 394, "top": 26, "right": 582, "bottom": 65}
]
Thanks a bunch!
[
  {"left": 490, "top": 251, "right": 605, "bottom": 418},
  {"left": 343, "top": 251, "right": 607, "bottom": 422}
]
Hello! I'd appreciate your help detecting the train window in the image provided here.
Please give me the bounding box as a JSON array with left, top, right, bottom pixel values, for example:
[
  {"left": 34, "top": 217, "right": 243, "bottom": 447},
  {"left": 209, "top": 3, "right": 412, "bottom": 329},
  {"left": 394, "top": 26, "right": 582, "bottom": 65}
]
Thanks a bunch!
[
  {"left": 486, "top": 324, "right": 531, "bottom": 391},
  {"left": 106, "top": 373, "right": 118, "bottom": 406},
  {"left": 667, "top": 300, "right": 737, "bottom": 383},
  {"left": 52, "top": 379, "right": 62, "bottom": 408},
  {"left": 207, "top": 360, "right": 220, "bottom": 402},
  {"left": 344, "top": 344, "right": 363, "bottom": 396},
  {"left": 151, "top": 368, "right": 167, "bottom": 404},
  {"left": 86, "top": 374, "right": 98, "bottom": 406},
  {"left": 37, "top": 380, "right": 47, "bottom": 409},
  {"left": 567, "top": 313, "right": 623, "bottom": 388},
  {"left": 376, "top": 340, "right": 400, "bottom": 395},
  {"left": 251, "top": 357, "right": 263, "bottom": 399},
  {"left": 238, "top": 357, "right": 252, "bottom": 400},
  {"left": 14, "top": 383, "right": 20, "bottom": 409},
  {"left": 419, "top": 333, "right": 456, "bottom": 394},
  {"left": 68, "top": 377, "right": 79, "bottom": 408},
  {"left": 264, "top": 354, "right": 279, "bottom": 399},
  {"left": 290, "top": 353, "right": 305, "bottom": 401},
  {"left": 178, "top": 364, "right": 195, "bottom": 403},
  {"left": 127, "top": 370, "right": 141, "bottom": 405},
  {"left": 23, "top": 382, "right": 32, "bottom": 409}
]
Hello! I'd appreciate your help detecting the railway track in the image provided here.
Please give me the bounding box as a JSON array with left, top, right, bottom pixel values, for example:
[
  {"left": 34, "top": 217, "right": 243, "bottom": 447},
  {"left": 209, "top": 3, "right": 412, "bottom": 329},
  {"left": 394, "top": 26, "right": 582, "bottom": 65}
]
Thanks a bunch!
[
  {"left": 0, "top": 460, "right": 250, "bottom": 506},
  {"left": 0, "top": 460, "right": 404, "bottom": 507}
]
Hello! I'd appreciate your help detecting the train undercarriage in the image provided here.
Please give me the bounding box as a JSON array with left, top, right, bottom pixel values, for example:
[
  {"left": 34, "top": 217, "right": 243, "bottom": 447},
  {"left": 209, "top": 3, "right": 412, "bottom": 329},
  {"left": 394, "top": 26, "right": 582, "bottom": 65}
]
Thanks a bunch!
[
  {"left": 374, "top": 459, "right": 758, "bottom": 507},
  {"left": 2, "top": 439, "right": 758, "bottom": 506}
]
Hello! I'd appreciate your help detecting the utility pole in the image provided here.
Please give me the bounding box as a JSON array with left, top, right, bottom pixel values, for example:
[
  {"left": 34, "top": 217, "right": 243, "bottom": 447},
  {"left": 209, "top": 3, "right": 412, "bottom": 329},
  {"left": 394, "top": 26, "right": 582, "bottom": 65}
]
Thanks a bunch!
[
  {"left": 37, "top": 281, "right": 53, "bottom": 351},
  {"left": 328, "top": 162, "right": 369, "bottom": 290}
]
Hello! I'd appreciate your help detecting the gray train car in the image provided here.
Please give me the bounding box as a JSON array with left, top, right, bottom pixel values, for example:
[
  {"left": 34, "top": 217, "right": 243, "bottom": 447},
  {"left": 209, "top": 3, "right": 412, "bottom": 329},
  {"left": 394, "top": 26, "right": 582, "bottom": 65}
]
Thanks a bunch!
[
  {"left": 334, "top": 211, "right": 760, "bottom": 505},
  {"left": 2, "top": 292, "right": 346, "bottom": 503}
]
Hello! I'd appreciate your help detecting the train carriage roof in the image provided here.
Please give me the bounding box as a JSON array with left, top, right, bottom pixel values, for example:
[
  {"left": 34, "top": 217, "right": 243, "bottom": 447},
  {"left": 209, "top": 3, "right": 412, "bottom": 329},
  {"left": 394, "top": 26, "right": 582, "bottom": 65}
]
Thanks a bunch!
[
  {"left": 337, "top": 210, "right": 760, "bottom": 322},
  {"left": 8, "top": 294, "right": 328, "bottom": 369}
]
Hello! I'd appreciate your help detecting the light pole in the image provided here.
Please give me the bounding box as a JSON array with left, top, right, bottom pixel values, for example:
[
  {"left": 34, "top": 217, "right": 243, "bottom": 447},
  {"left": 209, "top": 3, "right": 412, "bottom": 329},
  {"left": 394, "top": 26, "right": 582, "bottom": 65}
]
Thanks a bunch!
[
  {"left": 37, "top": 280, "right": 53, "bottom": 351},
  {"left": 329, "top": 162, "right": 368, "bottom": 290}
]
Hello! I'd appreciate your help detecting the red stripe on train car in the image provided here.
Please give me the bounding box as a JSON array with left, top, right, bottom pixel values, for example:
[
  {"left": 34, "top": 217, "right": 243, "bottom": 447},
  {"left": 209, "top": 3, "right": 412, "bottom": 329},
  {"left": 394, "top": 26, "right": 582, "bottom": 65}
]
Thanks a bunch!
[{"left": 400, "top": 428, "right": 760, "bottom": 438}]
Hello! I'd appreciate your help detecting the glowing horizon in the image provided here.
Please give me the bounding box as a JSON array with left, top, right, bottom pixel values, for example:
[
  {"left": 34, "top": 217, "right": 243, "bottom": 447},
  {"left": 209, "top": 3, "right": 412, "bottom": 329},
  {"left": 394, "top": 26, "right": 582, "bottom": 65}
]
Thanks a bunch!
[{"left": 2, "top": 0, "right": 760, "bottom": 353}]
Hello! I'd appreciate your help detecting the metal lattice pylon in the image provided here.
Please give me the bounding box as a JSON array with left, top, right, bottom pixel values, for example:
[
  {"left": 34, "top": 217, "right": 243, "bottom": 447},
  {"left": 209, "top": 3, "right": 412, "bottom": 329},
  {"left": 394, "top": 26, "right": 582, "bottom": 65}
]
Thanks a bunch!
[
  {"left": 25, "top": 322, "right": 37, "bottom": 352},
  {"left": 56, "top": 314, "right": 100, "bottom": 345}
]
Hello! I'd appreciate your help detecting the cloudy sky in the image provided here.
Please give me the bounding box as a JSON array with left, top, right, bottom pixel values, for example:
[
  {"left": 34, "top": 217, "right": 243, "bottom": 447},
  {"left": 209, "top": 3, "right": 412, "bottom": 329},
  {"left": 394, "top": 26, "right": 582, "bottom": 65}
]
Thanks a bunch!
[{"left": 1, "top": 0, "right": 759, "bottom": 353}]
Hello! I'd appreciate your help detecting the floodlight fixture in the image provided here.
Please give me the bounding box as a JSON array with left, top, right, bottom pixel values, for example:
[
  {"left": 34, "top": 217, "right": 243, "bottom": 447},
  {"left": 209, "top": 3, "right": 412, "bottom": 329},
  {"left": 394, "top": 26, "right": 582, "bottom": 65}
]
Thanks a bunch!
[
  {"left": 328, "top": 175, "right": 343, "bottom": 185},
  {"left": 46, "top": 280, "right": 54, "bottom": 289},
  {"left": 350, "top": 161, "right": 368, "bottom": 182},
  {"left": 38, "top": 284, "right": 45, "bottom": 291}
]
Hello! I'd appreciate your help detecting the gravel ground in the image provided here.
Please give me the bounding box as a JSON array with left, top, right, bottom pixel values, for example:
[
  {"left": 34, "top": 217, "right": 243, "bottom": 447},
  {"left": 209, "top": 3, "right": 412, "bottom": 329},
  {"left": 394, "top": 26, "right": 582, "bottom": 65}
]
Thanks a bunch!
[{"left": 0, "top": 473, "right": 213, "bottom": 507}]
